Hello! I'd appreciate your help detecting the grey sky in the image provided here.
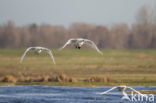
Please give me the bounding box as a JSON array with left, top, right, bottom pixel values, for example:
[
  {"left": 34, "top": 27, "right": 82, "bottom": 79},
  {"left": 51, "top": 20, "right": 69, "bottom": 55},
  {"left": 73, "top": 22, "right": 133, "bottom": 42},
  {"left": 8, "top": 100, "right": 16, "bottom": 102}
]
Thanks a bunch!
[{"left": 0, "top": 0, "right": 155, "bottom": 27}]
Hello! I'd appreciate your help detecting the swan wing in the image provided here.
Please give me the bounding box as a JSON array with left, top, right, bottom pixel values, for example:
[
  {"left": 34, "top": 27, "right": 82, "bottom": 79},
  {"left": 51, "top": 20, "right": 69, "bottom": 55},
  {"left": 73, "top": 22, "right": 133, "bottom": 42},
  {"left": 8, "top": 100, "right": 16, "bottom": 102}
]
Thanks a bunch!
[
  {"left": 127, "top": 87, "right": 146, "bottom": 97},
  {"left": 97, "top": 86, "right": 118, "bottom": 95},
  {"left": 59, "top": 39, "right": 76, "bottom": 50},
  {"left": 20, "top": 47, "right": 34, "bottom": 63},
  {"left": 42, "top": 48, "right": 56, "bottom": 64},
  {"left": 84, "top": 39, "right": 103, "bottom": 55}
]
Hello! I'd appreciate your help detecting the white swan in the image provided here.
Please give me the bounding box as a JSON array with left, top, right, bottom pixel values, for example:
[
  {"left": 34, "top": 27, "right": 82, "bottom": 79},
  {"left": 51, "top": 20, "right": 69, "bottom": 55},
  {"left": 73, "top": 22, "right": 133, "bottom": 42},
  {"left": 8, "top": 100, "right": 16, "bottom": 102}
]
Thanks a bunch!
[
  {"left": 97, "top": 85, "right": 146, "bottom": 100},
  {"left": 20, "top": 47, "right": 55, "bottom": 64},
  {"left": 59, "top": 38, "right": 103, "bottom": 55}
]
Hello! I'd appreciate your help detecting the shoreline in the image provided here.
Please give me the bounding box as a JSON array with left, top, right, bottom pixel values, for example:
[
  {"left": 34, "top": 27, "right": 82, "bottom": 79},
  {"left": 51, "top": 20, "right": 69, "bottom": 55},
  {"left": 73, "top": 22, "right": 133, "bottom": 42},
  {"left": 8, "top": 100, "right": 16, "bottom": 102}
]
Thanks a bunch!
[{"left": 1, "top": 81, "right": 156, "bottom": 87}]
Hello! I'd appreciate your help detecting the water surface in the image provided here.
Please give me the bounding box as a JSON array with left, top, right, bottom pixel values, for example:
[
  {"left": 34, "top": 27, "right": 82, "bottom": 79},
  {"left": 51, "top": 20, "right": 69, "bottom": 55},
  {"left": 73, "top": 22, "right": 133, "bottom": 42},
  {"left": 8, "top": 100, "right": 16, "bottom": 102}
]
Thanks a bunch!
[{"left": 0, "top": 86, "right": 155, "bottom": 103}]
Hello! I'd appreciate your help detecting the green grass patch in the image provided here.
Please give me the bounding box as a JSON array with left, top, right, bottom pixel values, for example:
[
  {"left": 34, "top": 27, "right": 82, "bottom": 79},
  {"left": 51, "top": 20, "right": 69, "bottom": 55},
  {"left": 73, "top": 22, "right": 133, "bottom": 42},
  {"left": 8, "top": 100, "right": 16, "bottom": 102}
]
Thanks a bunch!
[{"left": 0, "top": 49, "right": 156, "bottom": 87}]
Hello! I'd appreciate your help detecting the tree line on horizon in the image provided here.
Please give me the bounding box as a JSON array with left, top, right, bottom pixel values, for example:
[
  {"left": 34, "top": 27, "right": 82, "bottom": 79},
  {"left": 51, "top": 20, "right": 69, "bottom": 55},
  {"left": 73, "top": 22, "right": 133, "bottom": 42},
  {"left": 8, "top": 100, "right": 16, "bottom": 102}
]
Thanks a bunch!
[{"left": 0, "top": 5, "right": 156, "bottom": 49}]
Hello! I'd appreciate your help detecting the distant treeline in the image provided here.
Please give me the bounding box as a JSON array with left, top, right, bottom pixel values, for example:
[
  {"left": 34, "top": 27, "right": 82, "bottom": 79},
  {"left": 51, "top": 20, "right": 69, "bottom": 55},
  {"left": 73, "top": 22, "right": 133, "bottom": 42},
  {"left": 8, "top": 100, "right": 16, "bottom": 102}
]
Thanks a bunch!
[{"left": 0, "top": 5, "right": 156, "bottom": 49}]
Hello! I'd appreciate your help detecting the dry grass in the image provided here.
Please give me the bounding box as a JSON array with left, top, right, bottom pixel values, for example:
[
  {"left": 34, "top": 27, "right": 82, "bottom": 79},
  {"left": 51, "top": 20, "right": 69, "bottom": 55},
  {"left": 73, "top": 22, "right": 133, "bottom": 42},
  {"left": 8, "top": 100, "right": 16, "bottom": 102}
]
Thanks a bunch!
[
  {"left": 1, "top": 75, "right": 17, "bottom": 83},
  {"left": 56, "top": 73, "right": 69, "bottom": 82},
  {"left": 69, "top": 77, "right": 77, "bottom": 83},
  {"left": 54, "top": 73, "right": 78, "bottom": 82},
  {"left": 139, "top": 90, "right": 156, "bottom": 94},
  {"left": 137, "top": 54, "right": 155, "bottom": 59},
  {"left": 0, "top": 73, "right": 78, "bottom": 83},
  {"left": 85, "top": 75, "right": 118, "bottom": 83},
  {"left": 33, "top": 75, "right": 50, "bottom": 82},
  {"left": 21, "top": 77, "right": 33, "bottom": 83}
]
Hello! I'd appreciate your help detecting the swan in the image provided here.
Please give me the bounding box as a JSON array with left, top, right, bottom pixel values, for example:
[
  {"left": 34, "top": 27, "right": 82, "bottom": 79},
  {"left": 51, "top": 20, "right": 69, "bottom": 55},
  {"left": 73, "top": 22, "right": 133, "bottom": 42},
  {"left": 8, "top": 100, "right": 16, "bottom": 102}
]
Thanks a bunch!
[
  {"left": 59, "top": 38, "right": 103, "bottom": 55},
  {"left": 20, "top": 47, "right": 55, "bottom": 64},
  {"left": 97, "top": 85, "right": 146, "bottom": 100}
]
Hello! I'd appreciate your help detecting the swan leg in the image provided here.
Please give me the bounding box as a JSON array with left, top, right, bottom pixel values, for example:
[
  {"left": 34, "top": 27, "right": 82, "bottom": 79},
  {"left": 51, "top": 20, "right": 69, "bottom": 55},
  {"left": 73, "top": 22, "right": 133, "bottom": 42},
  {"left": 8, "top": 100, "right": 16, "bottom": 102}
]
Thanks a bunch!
[{"left": 78, "top": 47, "right": 81, "bottom": 49}]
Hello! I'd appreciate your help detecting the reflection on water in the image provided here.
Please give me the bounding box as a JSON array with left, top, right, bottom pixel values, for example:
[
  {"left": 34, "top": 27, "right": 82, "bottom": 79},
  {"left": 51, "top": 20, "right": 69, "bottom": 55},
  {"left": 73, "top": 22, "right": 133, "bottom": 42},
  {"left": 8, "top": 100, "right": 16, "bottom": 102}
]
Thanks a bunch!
[{"left": 0, "top": 86, "right": 155, "bottom": 103}]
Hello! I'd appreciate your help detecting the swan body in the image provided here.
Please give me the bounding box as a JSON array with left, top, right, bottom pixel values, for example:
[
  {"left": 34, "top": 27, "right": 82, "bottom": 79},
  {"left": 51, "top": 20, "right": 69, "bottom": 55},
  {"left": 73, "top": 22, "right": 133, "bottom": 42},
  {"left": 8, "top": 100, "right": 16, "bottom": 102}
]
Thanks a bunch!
[{"left": 59, "top": 38, "right": 103, "bottom": 55}]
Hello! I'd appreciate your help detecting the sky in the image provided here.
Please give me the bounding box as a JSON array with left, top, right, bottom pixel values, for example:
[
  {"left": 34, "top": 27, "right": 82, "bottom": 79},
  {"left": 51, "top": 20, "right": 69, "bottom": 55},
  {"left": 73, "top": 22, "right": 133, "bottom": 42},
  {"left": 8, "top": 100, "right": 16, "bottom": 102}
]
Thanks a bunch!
[{"left": 0, "top": 0, "right": 155, "bottom": 27}]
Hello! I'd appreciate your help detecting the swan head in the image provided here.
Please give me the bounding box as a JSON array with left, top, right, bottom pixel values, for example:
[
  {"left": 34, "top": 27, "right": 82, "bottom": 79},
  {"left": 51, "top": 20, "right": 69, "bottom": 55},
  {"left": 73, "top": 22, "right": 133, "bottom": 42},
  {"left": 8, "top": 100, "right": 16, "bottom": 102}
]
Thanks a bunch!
[{"left": 118, "top": 85, "right": 127, "bottom": 91}]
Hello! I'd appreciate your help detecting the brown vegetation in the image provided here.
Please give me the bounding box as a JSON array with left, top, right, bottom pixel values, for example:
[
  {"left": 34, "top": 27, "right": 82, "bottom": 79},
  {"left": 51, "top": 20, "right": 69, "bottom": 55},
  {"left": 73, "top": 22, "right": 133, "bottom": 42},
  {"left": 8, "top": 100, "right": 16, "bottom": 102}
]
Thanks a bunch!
[
  {"left": 69, "top": 77, "right": 78, "bottom": 83},
  {"left": 139, "top": 90, "right": 156, "bottom": 94},
  {"left": 0, "top": 74, "right": 116, "bottom": 84},
  {"left": 85, "top": 76, "right": 118, "bottom": 83},
  {"left": 0, "top": 73, "right": 78, "bottom": 83},
  {"left": 33, "top": 75, "right": 50, "bottom": 82},
  {"left": 127, "top": 90, "right": 156, "bottom": 94},
  {"left": 137, "top": 54, "right": 154, "bottom": 59},
  {"left": 1, "top": 75, "right": 17, "bottom": 83},
  {"left": 55, "top": 73, "right": 69, "bottom": 82},
  {"left": 0, "top": 5, "right": 156, "bottom": 49},
  {"left": 54, "top": 73, "right": 77, "bottom": 83}
]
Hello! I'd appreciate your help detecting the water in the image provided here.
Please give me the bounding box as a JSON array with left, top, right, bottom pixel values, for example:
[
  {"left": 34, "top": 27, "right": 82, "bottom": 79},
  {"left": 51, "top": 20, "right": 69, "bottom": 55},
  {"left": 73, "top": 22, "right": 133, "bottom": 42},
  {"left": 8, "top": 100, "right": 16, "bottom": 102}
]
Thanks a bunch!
[{"left": 0, "top": 85, "right": 155, "bottom": 103}]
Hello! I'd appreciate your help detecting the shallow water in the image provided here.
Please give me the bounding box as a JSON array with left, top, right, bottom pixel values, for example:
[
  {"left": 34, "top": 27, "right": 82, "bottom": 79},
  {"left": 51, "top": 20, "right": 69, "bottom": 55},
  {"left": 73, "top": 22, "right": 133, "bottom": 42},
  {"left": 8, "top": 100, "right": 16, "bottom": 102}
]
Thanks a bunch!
[{"left": 0, "top": 85, "right": 155, "bottom": 103}]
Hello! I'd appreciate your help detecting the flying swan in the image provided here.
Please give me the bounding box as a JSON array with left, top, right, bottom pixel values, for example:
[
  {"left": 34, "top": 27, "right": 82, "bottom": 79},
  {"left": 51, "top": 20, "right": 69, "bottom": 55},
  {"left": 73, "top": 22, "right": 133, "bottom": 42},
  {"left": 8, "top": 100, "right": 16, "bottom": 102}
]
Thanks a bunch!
[
  {"left": 59, "top": 38, "right": 103, "bottom": 55},
  {"left": 20, "top": 47, "right": 55, "bottom": 64},
  {"left": 97, "top": 85, "right": 146, "bottom": 100}
]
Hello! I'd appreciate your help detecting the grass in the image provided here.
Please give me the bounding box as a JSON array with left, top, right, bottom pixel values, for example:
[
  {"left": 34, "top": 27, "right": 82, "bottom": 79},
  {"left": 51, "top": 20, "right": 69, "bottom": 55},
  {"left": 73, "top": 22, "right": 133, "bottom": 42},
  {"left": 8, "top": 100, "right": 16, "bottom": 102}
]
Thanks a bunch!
[{"left": 0, "top": 49, "right": 156, "bottom": 87}]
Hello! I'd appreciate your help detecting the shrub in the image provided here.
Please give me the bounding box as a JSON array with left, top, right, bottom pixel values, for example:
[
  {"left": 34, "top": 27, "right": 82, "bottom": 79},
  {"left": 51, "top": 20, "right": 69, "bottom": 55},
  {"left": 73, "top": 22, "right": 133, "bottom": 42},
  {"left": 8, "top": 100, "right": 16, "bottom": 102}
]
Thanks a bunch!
[
  {"left": 23, "top": 77, "right": 33, "bottom": 82},
  {"left": 107, "top": 77, "right": 119, "bottom": 82},
  {"left": 59, "top": 73, "right": 69, "bottom": 81},
  {"left": 33, "top": 75, "right": 49, "bottom": 82},
  {"left": 17, "top": 77, "right": 25, "bottom": 82},
  {"left": 55, "top": 73, "right": 69, "bottom": 82},
  {"left": 55, "top": 76, "right": 62, "bottom": 82},
  {"left": 1, "top": 75, "right": 17, "bottom": 83},
  {"left": 85, "top": 76, "right": 118, "bottom": 83},
  {"left": 48, "top": 76, "right": 56, "bottom": 82},
  {"left": 69, "top": 77, "right": 77, "bottom": 83},
  {"left": 85, "top": 76, "right": 107, "bottom": 83}
]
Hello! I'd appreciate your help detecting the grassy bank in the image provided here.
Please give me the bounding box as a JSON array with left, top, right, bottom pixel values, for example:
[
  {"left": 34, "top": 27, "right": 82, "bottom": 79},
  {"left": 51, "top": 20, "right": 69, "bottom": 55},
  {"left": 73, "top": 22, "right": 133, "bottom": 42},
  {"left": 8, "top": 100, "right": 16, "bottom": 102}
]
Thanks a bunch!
[{"left": 0, "top": 49, "right": 156, "bottom": 87}]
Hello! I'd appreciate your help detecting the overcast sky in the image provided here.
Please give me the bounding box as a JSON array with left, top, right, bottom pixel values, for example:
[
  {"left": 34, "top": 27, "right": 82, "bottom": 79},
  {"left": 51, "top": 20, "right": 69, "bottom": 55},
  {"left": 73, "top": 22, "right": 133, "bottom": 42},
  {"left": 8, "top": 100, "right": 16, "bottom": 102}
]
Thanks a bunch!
[{"left": 0, "top": 0, "right": 155, "bottom": 27}]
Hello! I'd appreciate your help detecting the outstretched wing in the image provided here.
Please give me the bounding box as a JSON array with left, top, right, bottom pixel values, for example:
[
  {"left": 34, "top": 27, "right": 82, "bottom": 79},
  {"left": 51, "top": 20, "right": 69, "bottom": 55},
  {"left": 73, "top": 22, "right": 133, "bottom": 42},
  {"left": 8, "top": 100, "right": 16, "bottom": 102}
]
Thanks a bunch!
[
  {"left": 127, "top": 87, "right": 146, "bottom": 97},
  {"left": 97, "top": 86, "right": 118, "bottom": 95},
  {"left": 84, "top": 40, "right": 103, "bottom": 55},
  {"left": 59, "top": 39, "right": 76, "bottom": 50},
  {"left": 20, "top": 47, "right": 34, "bottom": 63},
  {"left": 42, "top": 48, "right": 56, "bottom": 64}
]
